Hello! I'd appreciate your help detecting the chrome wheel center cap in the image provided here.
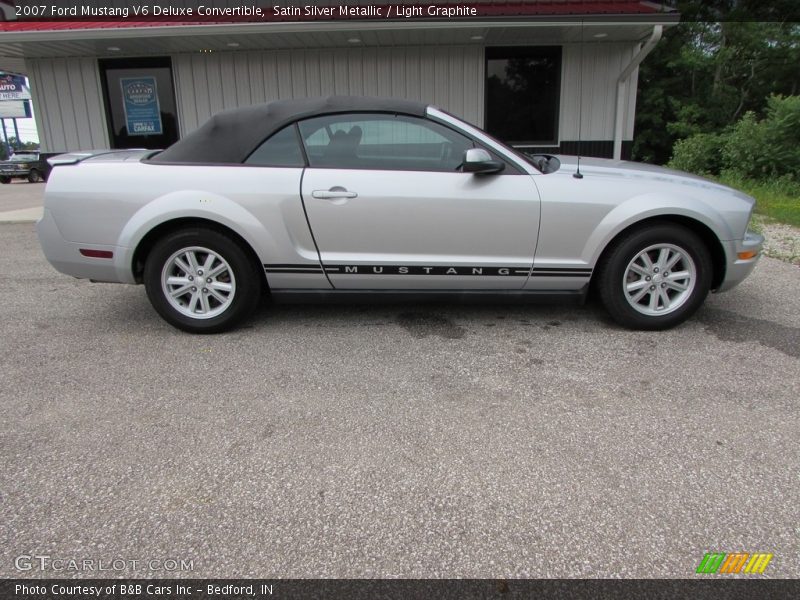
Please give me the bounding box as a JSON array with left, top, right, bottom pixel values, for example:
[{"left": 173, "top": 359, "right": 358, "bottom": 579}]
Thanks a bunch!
[{"left": 652, "top": 273, "right": 663, "bottom": 283}]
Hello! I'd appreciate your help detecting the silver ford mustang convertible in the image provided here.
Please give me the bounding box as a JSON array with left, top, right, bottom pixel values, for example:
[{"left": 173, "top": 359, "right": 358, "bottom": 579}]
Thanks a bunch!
[{"left": 37, "top": 96, "right": 763, "bottom": 333}]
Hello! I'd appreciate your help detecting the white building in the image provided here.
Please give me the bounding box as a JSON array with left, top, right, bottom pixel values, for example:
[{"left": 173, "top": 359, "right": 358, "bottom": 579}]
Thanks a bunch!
[{"left": 0, "top": 0, "right": 677, "bottom": 160}]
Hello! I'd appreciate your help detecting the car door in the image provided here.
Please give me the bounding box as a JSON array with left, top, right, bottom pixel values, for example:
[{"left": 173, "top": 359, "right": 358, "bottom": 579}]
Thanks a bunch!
[{"left": 298, "top": 113, "right": 540, "bottom": 289}]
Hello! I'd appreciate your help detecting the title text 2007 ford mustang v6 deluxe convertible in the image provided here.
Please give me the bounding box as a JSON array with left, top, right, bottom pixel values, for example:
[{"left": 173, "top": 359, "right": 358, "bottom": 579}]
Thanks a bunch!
[{"left": 37, "top": 96, "right": 763, "bottom": 333}]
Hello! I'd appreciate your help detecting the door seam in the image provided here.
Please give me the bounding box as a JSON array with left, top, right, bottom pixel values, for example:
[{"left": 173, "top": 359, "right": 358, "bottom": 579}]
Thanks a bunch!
[{"left": 299, "top": 167, "right": 336, "bottom": 289}]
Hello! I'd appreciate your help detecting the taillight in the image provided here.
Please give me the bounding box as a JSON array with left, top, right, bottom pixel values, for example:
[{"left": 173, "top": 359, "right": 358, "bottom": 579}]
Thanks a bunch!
[{"left": 79, "top": 249, "right": 113, "bottom": 259}]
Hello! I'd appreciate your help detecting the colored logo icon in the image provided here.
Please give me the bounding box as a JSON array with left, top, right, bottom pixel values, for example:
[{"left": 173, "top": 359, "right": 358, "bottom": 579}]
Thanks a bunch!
[{"left": 696, "top": 552, "right": 773, "bottom": 574}]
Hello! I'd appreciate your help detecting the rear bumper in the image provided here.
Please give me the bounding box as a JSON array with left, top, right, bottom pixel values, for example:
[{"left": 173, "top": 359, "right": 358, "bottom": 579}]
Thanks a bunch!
[
  {"left": 37, "top": 208, "right": 135, "bottom": 283},
  {"left": 716, "top": 230, "right": 764, "bottom": 293}
]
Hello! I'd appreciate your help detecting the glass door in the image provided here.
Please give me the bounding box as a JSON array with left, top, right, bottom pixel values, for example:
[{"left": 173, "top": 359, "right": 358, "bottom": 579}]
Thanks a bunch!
[{"left": 99, "top": 57, "right": 179, "bottom": 149}]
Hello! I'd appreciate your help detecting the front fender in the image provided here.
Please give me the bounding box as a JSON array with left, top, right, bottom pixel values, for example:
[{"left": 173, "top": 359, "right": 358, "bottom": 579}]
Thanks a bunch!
[{"left": 582, "top": 192, "right": 731, "bottom": 265}]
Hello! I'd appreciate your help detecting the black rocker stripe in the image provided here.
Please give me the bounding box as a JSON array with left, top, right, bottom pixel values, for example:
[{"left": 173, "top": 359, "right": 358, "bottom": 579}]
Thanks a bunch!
[
  {"left": 265, "top": 264, "right": 592, "bottom": 277},
  {"left": 533, "top": 267, "right": 593, "bottom": 273},
  {"left": 264, "top": 263, "right": 323, "bottom": 274},
  {"left": 530, "top": 271, "right": 592, "bottom": 278},
  {"left": 320, "top": 265, "right": 529, "bottom": 276},
  {"left": 266, "top": 264, "right": 322, "bottom": 268},
  {"left": 531, "top": 267, "right": 592, "bottom": 278}
]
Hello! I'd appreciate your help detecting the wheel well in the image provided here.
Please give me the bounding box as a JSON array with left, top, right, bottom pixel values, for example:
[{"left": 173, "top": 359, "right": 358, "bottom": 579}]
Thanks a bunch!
[
  {"left": 131, "top": 218, "right": 267, "bottom": 288},
  {"left": 594, "top": 216, "right": 726, "bottom": 291}
]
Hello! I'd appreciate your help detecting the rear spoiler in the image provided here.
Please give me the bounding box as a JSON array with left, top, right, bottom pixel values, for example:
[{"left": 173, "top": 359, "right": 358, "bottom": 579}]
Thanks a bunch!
[{"left": 47, "top": 149, "right": 158, "bottom": 166}]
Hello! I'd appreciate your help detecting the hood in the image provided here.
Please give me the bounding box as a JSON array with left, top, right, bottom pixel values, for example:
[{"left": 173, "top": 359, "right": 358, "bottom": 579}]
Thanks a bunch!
[{"left": 554, "top": 155, "right": 744, "bottom": 196}]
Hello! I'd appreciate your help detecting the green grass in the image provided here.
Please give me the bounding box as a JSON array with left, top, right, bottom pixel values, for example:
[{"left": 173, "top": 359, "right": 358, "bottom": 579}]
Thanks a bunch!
[{"left": 716, "top": 172, "right": 800, "bottom": 228}]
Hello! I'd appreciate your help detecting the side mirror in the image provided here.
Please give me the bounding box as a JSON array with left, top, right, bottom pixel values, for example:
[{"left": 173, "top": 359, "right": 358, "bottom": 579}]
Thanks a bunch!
[{"left": 462, "top": 148, "right": 505, "bottom": 175}]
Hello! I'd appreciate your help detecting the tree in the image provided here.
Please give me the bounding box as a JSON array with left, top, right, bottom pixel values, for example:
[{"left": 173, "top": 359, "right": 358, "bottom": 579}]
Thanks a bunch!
[
  {"left": 6, "top": 136, "right": 39, "bottom": 151},
  {"left": 12, "top": 137, "right": 38, "bottom": 151},
  {"left": 633, "top": 0, "right": 800, "bottom": 164}
]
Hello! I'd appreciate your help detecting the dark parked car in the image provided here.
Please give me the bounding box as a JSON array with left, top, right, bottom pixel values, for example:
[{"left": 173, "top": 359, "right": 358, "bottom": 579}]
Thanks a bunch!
[{"left": 0, "top": 152, "right": 47, "bottom": 183}]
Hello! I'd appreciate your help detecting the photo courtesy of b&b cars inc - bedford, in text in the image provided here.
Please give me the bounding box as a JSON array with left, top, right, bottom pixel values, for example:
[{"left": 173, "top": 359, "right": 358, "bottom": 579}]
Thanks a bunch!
[{"left": 1, "top": 1, "right": 799, "bottom": 599}]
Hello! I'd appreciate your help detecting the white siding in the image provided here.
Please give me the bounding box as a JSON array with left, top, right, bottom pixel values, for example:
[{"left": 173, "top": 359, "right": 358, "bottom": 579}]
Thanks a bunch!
[
  {"left": 25, "top": 43, "right": 641, "bottom": 154},
  {"left": 26, "top": 57, "right": 108, "bottom": 153},
  {"left": 559, "top": 42, "right": 639, "bottom": 142},
  {"left": 172, "top": 46, "right": 484, "bottom": 136}
]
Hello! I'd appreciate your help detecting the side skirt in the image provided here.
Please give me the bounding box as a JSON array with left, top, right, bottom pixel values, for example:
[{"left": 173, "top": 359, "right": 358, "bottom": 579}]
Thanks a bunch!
[{"left": 268, "top": 287, "right": 589, "bottom": 305}]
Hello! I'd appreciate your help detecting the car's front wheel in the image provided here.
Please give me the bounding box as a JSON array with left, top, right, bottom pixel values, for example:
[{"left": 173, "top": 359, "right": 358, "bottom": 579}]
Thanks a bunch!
[
  {"left": 143, "top": 228, "right": 263, "bottom": 333},
  {"left": 595, "top": 223, "right": 712, "bottom": 330},
  {"left": 0, "top": 176, "right": 10, "bottom": 184}
]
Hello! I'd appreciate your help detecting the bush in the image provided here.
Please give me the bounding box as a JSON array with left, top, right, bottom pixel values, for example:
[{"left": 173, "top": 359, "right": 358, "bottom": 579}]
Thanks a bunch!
[
  {"left": 721, "top": 111, "right": 771, "bottom": 179},
  {"left": 667, "top": 132, "right": 725, "bottom": 175},
  {"left": 761, "top": 95, "right": 800, "bottom": 180},
  {"left": 668, "top": 95, "right": 800, "bottom": 181}
]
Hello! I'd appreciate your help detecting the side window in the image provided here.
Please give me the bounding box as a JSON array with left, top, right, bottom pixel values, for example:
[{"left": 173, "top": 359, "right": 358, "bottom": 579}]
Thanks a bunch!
[
  {"left": 245, "top": 124, "right": 305, "bottom": 167},
  {"left": 297, "top": 114, "right": 472, "bottom": 171}
]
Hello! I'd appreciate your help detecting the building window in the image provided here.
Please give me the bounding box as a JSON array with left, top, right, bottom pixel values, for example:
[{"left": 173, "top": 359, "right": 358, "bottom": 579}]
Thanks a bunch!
[
  {"left": 485, "top": 46, "right": 562, "bottom": 146},
  {"left": 99, "top": 57, "right": 179, "bottom": 150}
]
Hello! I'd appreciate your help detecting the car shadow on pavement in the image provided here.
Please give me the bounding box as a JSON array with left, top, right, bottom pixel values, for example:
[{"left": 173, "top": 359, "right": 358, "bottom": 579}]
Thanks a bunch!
[
  {"left": 254, "top": 294, "right": 611, "bottom": 332},
  {"left": 94, "top": 285, "right": 619, "bottom": 336},
  {"left": 697, "top": 306, "right": 800, "bottom": 358}
]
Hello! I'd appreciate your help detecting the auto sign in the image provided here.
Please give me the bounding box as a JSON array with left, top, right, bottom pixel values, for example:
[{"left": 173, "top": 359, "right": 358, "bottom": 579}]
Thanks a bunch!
[{"left": 0, "top": 73, "right": 31, "bottom": 101}]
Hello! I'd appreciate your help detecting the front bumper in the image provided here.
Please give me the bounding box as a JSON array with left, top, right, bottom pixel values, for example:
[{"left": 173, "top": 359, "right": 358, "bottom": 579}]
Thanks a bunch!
[
  {"left": 37, "top": 208, "right": 134, "bottom": 283},
  {"left": 716, "top": 230, "right": 764, "bottom": 293}
]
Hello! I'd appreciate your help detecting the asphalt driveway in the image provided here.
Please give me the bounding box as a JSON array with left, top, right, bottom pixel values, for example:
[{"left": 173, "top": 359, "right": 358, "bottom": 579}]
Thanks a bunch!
[
  {"left": 1, "top": 222, "right": 798, "bottom": 578},
  {"left": 0, "top": 180, "right": 45, "bottom": 211}
]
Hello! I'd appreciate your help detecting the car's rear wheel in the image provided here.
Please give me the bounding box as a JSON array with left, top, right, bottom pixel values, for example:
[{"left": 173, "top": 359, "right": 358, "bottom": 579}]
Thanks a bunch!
[
  {"left": 143, "top": 228, "right": 262, "bottom": 333},
  {"left": 27, "top": 169, "right": 43, "bottom": 183},
  {"left": 595, "top": 223, "right": 712, "bottom": 330}
]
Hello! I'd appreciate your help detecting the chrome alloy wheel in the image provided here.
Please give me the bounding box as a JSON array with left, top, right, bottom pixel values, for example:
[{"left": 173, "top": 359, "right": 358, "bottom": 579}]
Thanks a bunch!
[
  {"left": 623, "top": 243, "right": 696, "bottom": 316},
  {"left": 161, "top": 246, "right": 236, "bottom": 319}
]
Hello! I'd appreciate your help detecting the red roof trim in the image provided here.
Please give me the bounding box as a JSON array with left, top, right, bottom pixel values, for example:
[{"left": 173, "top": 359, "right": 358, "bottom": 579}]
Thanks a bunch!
[{"left": 0, "top": 2, "right": 674, "bottom": 32}]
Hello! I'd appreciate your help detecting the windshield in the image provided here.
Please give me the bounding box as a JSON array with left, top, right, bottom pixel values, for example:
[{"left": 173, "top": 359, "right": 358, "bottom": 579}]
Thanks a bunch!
[{"left": 11, "top": 153, "right": 37, "bottom": 161}]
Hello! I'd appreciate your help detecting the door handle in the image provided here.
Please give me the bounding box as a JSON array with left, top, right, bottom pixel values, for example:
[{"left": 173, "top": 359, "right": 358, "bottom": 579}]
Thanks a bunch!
[{"left": 312, "top": 187, "right": 358, "bottom": 200}]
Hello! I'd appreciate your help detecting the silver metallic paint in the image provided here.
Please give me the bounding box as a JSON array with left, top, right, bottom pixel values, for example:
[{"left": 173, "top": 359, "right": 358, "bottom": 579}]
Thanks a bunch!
[
  {"left": 37, "top": 106, "right": 763, "bottom": 298},
  {"left": 301, "top": 168, "right": 540, "bottom": 290}
]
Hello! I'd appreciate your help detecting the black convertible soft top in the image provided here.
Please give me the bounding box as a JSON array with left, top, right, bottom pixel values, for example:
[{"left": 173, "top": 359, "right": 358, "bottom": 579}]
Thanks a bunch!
[{"left": 150, "top": 95, "right": 428, "bottom": 164}]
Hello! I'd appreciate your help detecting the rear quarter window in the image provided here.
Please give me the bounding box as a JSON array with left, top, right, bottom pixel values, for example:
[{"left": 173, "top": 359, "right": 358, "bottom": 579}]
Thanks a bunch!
[{"left": 245, "top": 125, "right": 305, "bottom": 167}]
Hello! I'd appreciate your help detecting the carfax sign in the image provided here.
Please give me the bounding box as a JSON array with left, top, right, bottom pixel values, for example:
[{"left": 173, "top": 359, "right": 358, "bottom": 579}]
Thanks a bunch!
[{"left": 120, "top": 77, "right": 163, "bottom": 136}]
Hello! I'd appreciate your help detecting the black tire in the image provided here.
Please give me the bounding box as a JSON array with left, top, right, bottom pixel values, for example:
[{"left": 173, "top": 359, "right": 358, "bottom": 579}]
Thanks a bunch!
[
  {"left": 595, "top": 222, "right": 713, "bottom": 330},
  {"left": 27, "top": 169, "right": 42, "bottom": 183},
  {"left": 143, "top": 227, "right": 263, "bottom": 333},
  {"left": 0, "top": 176, "right": 10, "bottom": 184}
]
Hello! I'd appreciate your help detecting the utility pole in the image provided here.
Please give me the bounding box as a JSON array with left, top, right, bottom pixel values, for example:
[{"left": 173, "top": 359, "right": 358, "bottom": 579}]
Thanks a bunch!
[
  {"left": 0, "top": 118, "right": 9, "bottom": 157},
  {"left": 12, "top": 117, "right": 19, "bottom": 147}
]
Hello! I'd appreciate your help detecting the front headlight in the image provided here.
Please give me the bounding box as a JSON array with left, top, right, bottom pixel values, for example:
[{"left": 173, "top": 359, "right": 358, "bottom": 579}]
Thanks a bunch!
[{"left": 743, "top": 195, "right": 757, "bottom": 237}]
